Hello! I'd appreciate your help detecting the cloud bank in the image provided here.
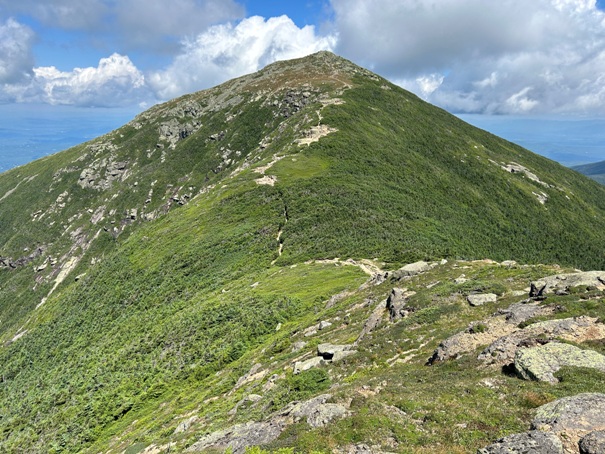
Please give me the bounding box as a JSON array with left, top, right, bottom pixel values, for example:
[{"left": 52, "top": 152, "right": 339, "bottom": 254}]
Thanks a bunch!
[{"left": 2, "top": 0, "right": 605, "bottom": 114}]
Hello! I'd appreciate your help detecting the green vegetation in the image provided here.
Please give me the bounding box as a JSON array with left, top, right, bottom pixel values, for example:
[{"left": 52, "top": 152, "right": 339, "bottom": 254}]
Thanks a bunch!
[{"left": 0, "top": 52, "right": 603, "bottom": 453}]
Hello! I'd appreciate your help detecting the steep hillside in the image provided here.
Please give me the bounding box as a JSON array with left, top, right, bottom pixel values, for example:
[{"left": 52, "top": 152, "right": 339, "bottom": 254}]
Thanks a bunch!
[
  {"left": 0, "top": 52, "right": 604, "bottom": 453},
  {"left": 572, "top": 159, "right": 605, "bottom": 185}
]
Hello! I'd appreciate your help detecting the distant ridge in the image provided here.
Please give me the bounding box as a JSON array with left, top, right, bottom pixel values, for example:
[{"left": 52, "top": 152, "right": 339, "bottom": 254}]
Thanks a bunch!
[{"left": 572, "top": 159, "right": 605, "bottom": 185}]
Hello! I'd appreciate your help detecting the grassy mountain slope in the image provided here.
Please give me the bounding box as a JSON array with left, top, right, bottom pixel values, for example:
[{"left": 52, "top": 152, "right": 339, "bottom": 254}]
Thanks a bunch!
[
  {"left": 572, "top": 159, "right": 605, "bottom": 185},
  {"left": 0, "top": 52, "right": 604, "bottom": 453}
]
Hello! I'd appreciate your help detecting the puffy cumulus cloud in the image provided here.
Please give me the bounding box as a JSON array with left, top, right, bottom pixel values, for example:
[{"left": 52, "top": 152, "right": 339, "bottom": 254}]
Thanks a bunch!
[
  {"left": 331, "top": 0, "right": 605, "bottom": 114},
  {"left": 115, "top": 0, "right": 245, "bottom": 52},
  {"left": 9, "top": 54, "right": 153, "bottom": 107},
  {"left": 0, "top": 19, "right": 35, "bottom": 84},
  {"left": 148, "top": 15, "right": 336, "bottom": 100}
]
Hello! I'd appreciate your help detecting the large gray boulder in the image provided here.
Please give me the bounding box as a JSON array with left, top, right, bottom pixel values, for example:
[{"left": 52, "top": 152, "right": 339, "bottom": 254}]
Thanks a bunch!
[
  {"left": 514, "top": 342, "right": 605, "bottom": 383},
  {"left": 467, "top": 293, "right": 497, "bottom": 306},
  {"left": 391, "top": 261, "right": 430, "bottom": 279},
  {"left": 532, "top": 393, "right": 605, "bottom": 453},
  {"left": 477, "top": 431, "right": 563, "bottom": 454}
]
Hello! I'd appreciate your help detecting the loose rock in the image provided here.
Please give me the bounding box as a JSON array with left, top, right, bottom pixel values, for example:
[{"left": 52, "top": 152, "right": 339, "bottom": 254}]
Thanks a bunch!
[{"left": 477, "top": 431, "right": 563, "bottom": 454}]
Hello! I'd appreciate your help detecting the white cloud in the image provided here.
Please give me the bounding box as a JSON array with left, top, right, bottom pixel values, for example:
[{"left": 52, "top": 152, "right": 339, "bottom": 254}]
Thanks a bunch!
[
  {"left": 114, "top": 0, "right": 244, "bottom": 52},
  {"left": 331, "top": 0, "right": 605, "bottom": 114},
  {"left": 148, "top": 15, "right": 336, "bottom": 100},
  {"left": 11, "top": 54, "right": 152, "bottom": 107},
  {"left": 0, "top": 19, "right": 35, "bottom": 85}
]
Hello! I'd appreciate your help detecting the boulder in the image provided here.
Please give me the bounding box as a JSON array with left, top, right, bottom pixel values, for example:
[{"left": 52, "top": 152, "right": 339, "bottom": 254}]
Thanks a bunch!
[
  {"left": 318, "top": 320, "right": 332, "bottom": 330},
  {"left": 477, "top": 431, "right": 563, "bottom": 454},
  {"left": 467, "top": 293, "right": 497, "bottom": 306},
  {"left": 579, "top": 430, "right": 605, "bottom": 454},
  {"left": 317, "top": 343, "right": 353, "bottom": 359},
  {"left": 514, "top": 342, "right": 605, "bottom": 383},
  {"left": 531, "top": 271, "right": 605, "bottom": 295},
  {"left": 497, "top": 301, "right": 546, "bottom": 325},
  {"left": 532, "top": 393, "right": 605, "bottom": 453},
  {"left": 287, "top": 394, "right": 349, "bottom": 428},
  {"left": 391, "top": 261, "right": 430, "bottom": 279},
  {"left": 386, "top": 287, "right": 416, "bottom": 321},
  {"left": 478, "top": 316, "right": 605, "bottom": 366},
  {"left": 293, "top": 357, "right": 324, "bottom": 374}
]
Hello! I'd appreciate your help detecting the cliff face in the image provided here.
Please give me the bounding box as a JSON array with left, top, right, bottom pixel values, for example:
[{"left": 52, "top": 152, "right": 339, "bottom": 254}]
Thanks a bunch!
[{"left": 0, "top": 52, "right": 604, "bottom": 453}]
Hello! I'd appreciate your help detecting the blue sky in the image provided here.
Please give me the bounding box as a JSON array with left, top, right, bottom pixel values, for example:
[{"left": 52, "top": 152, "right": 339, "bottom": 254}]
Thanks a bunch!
[{"left": 0, "top": 0, "right": 604, "bottom": 165}]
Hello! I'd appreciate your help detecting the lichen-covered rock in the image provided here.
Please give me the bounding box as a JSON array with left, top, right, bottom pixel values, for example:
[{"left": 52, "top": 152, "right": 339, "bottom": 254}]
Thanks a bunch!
[
  {"left": 477, "top": 431, "right": 563, "bottom": 454},
  {"left": 531, "top": 271, "right": 605, "bottom": 295},
  {"left": 478, "top": 316, "right": 605, "bottom": 366},
  {"left": 514, "top": 342, "right": 605, "bottom": 383},
  {"left": 579, "top": 430, "right": 605, "bottom": 454},
  {"left": 532, "top": 393, "right": 605, "bottom": 454},
  {"left": 467, "top": 293, "right": 497, "bottom": 306}
]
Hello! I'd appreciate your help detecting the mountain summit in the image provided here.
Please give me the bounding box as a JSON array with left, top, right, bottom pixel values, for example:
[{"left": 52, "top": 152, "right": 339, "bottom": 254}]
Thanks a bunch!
[{"left": 0, "top": 52, "right": 604, "bottom": 453}]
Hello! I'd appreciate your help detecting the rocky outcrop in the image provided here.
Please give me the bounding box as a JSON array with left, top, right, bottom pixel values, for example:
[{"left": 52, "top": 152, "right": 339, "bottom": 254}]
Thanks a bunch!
[
  {"left": 479, "top": 393, "right": 605, "bottom": 454},
  {"left": 531, "top": 271, "right": 605, "bottom": 296},
  {"left": 386, "top": 288, "right": 416, "bottom": 321},
  {"left": 186, "top": 420, "right": 283, "bottom": 453},
  {"left": 477, "top": 431, "right": 563, "bottom": 454},
  {"left": 478, "top": 316, "right": 605, "bottom": 366},
  {"left": 187, "top": 394, "right": 348, "bottom": 453},
  {"left": 158, "top": 118, "right": 201, "bottom": 148},
  {"left": 293, "top": 343, "right": 357, "bottom": 374},
  {"left": 514, "top": 342, "right": 605, "bottom": 383},
  {"left": 532, "top": 393, "right": 605, "bottom": 453}
]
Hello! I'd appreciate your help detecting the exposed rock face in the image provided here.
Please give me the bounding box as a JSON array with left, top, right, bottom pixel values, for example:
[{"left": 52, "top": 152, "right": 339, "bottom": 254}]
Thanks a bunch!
[
  {"left": 498, "top": 301, "right": 546, "bottom": 325},
  {"left": 467, "top": 293, "right": 497, "bottom": 306},
  {"left": 514, "top": 342, "right": 605, "bottom": 383},
  {"left": 531, "top": 271, "right": 605, "bottom": 295},
  {"left": 478, "top": 316, "right": 605, "bottom": 366},
  {"left": 187, "top": 394, "right": 348, "bottom": 453},
  {"left": 286, "top": 394, "right": 349, "bottom": 428},
  {"left": 386, "top": 287, "right": 416, "bottom": 321},
  {"left": 78, "top": 158, "right": 128, "bottom": 190},
  {"left": 477, "top": 431, "right": 563, "bottom": 454},
  {"left": 186, "top": 420, "right": 283, "bottom": 453},
  {"left": 579, "top": 430, "right": 605, "bottom": 454},
  {"left": 532, "top": 393, "right": 605, "bottom": 454}
]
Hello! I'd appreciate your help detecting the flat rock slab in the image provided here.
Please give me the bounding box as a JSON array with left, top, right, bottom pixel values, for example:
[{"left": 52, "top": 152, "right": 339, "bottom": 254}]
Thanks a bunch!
[
  {"left": 186, "top": 420, "right": 283, "bottom": 453},
  {"left": 477, "top": 431, "right": 563, "bottom": 454},
  {"left": 515, "top": 342, "right": 605, "bottom": 383},
  {"left": 467, "top": 293, "right": 497, "bottom": 306}
]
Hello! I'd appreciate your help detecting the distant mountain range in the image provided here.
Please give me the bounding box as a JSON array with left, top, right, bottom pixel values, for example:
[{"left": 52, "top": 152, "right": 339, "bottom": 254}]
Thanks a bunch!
[
  {"left": 0, "top": 52, "right": 604, "bottom": 453},
  {"left": 572, "top": 159, "right": 605, "bottom": 185}
]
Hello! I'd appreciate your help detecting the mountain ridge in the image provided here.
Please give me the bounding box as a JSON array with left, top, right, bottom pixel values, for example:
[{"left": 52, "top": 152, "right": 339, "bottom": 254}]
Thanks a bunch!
[
  {"left": 572, "top": 159, "right": 605, "bottom": 185},
  {"left": 0, "top": 52, "right": 604, "bottom": 453}
]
